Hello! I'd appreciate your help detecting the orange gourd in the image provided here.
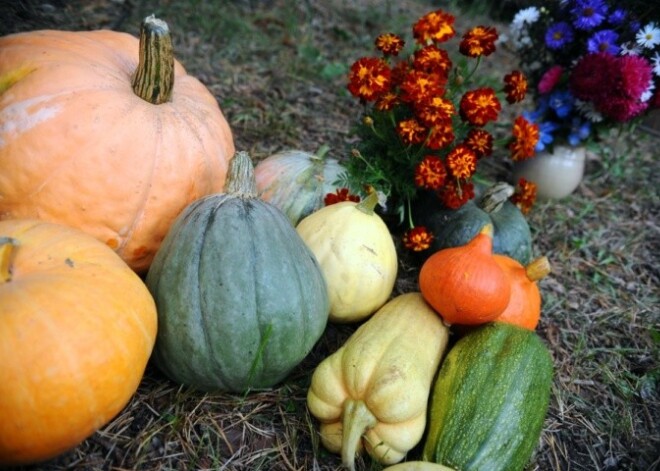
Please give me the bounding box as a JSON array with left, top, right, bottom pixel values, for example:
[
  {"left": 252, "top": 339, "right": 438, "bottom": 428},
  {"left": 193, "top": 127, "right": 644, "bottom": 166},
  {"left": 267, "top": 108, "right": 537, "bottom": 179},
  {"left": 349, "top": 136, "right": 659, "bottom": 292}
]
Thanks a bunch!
[
  {"left": 0, "top": 16, "right": 235, "bottom": 273},
  {"left": 419, "top": 224, "right": 511, "bottom": 325},
  {"left": 493, "top": 255, "right": 552, "bottom": 330},
  {"left": 0, "top": 220, "right": 158, "bottom": 466}
]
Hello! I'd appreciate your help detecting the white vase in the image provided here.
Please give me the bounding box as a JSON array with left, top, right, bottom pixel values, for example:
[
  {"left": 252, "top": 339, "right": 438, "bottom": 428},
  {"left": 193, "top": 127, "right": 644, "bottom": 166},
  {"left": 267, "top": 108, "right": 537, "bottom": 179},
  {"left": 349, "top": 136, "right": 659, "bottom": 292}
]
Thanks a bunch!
[{"left": 512, "top": 145, "right": 586, "bottom": 199}]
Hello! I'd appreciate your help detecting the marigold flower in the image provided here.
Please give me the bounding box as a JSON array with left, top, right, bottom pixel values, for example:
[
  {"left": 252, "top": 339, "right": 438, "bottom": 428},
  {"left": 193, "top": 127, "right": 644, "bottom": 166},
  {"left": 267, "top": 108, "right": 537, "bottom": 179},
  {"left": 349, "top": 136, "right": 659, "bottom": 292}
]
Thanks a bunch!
[
  {"left": 413, "top": 9, "right": 456, "bottom": 44},
  {"left": 400, "top": 69, "right": 447, "bottom": 104},
  {"left": 504, "top": 70, "right": 528, "bottom": 104},
  {"left": 510, "top": 178, "right": 537, "bottom": 214},
  {"left": 375, "top": 33, "right": 405, "bottom": 56},
  {"left": 375, "top": 92, "right": 399, "bottom": 111},
  {"left": 446, "top": 144, "right": 478, "bottom": 179},
  {"left": 427, "top": 120, "right": 455, "bottom": 150},
  {"left": 414, "top": 155, "right": 447, "bottom": 190},
  {"left": 439, "top": 180, "right": 475, "bottom": 209},
  {"left": 459, "top": 26, "right": 499, "bottom": 57},
  {"left": 403, "top": 226, "right": 434, "bottom": 252},
  {"left": 463, "top": 128, "right": 493, "bottom": 158},
  {"left": 459, "top": 87, "right": 502, "bottom": 126},
  {"left": 347, "top": 57, "right": 392, "bottom": 102},
  {"left": 412, "top": 45, "right": 453, "bottom": 75},
  {"left": 509, "top": 115, "right": 540, "bottom": 162},
  {"left": 415, "top": 95, "right": 455, "bottom": 127},
  {"left": 397, "top": 118, "right": 427, "bottom": 145},
  {"left": 390, "top": 60, "right": 410, "bottom": 86},
  {"left": 324, "top": 188, "right": 360, "bottom": 206}
]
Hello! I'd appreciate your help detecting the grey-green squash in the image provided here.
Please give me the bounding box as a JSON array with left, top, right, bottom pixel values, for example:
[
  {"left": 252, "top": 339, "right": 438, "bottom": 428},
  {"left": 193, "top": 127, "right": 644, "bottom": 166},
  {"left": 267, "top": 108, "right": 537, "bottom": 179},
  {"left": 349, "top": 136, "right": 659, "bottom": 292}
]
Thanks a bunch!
[
  {"left": 422, "top": 322, "right": 553, "bottom": 471},
  {"left": 146, "top": 151, "right": 330, "bottom": 393},
  {"left": 414, "top": 182, "right": 533, "bottom": 265}
]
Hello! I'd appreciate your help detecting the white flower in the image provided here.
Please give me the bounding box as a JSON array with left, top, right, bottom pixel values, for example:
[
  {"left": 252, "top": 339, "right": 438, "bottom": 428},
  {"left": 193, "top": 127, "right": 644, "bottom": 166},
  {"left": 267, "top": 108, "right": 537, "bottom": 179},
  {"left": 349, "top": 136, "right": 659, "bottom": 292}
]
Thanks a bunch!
[
  {"left": 511, "top": 7, "right": 540, "bottom": 29},
  {"left": 575, "top": 100, "right": 604, "bottom": 123},
  {"left": 652, "top": 51, "right": 660, "bottom": 76},
  {"left": 636, "top": 23, "right": 660, "bottom": 49},
  {"left": 620, "top": 41, "right": 641, "bottom": 56},
  {"left": 641, "top": 81, "right": 655, "bottom": 103}
]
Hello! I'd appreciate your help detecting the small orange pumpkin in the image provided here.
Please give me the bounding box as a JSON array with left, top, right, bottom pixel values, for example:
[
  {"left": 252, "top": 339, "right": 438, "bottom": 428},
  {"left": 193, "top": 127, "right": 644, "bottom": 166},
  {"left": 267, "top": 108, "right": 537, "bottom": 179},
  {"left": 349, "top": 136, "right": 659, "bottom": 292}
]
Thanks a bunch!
[
  {"left": 0, "top": 220, "right": 158, "bottom": 466},
  {"left": 419, "top": 224, "right": 511, "bottom": 325},
  {"left": 0, "top": 16, "right": 235, "bottom": 273},
  {"left": 493, "top": 255, "right": 551, "bottom": 330}
]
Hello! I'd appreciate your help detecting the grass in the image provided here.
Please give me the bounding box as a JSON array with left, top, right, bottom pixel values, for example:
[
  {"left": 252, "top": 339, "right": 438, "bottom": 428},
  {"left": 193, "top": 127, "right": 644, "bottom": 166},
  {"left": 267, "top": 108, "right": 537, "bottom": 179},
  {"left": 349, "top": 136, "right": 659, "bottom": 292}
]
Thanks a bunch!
[{"left": 2, "top": 0, "right": 659, "bottom": 470}]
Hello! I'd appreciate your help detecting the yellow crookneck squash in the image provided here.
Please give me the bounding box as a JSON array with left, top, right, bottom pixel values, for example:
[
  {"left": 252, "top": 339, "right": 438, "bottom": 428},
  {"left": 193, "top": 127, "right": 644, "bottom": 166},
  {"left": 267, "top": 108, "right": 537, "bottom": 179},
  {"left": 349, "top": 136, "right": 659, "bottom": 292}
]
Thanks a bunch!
[
  {"left": 307, "top": 293, "right": 450, "bottom": 470},
  {"left": 296, "top": 191, "right": 397, "bottom": 323}
]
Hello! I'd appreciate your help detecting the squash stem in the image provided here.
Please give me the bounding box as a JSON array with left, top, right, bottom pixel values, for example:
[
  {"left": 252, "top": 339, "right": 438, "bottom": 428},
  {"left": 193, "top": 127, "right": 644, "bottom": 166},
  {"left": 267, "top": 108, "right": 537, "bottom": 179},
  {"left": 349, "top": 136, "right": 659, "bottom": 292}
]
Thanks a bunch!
[
  {"left": 341, "top": 399, "right": 377, "bottom": 471},
  {"left": 526, "top": 256, "right": 551, "bottom": 281},
  {"left": 355, "top": 190, "right": 379, "bottom": 215},
  {"left": 479, "top": 182, "right": 514, "bottom": 214},
  {"left": 312, "top": 144, "right": 331, "bottom": 161},
  {"left": 224, "top": 151, "right": 258, "bottom": 197},
  {"left": 0, "top": 237, "right": 18, "bottom": 283},
  {"left": 132, "top": 15, "right": 174, "bottom": 104}
]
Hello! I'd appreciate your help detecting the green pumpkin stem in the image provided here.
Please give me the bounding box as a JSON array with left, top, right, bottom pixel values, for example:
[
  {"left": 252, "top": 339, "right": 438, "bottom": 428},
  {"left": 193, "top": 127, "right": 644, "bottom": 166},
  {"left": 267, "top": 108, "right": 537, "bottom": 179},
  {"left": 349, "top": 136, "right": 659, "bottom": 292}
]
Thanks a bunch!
[
  {"left": 312, "top": 144, "right": 331, "bottom": 161},
  {"left": 341, "top": 399, "right": 377, "bottom": 471},
  {"left": 356, "top": 190, "right": 379, "bottom": 215},
  {"left": 480, "top": 182, "right": 514, "bottom": 214},
  {"left": 526, "top": 256, "right": 551, "bottom": 281},
  {"left": 224, "top": 151, "right": 258, "bottom": 197},
  {"left": 0, "top": 237, "right": 18, "bottom": 283},
  {"left": 132, "top": 15, "right": 174, "bottom": 105}
]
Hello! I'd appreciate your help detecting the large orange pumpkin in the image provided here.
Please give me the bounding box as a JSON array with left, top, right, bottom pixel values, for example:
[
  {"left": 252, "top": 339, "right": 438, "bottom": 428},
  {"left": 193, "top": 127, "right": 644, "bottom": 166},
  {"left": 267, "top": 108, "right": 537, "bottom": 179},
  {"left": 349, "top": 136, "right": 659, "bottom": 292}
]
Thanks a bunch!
[
  {"left": 0, "top": 219, "right": 158, "bottom": 466},
  {"left": 0, "top": 16, "right": 235, "bottom": 273}
]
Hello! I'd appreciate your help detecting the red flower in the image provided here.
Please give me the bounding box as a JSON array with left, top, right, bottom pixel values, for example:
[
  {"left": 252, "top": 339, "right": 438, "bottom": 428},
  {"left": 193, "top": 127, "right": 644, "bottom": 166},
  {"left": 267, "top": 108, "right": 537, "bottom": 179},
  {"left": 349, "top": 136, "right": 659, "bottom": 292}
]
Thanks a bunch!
[
  {"left": 375, "top": 92, "right": 399, "bottom": 111},
  {"left": 459, "top": 88, "right": 501, "bottom": 126},
  {"left": 538, "top": 65, "right": 564, "bottom": 94},
  {"left": 510, "top": 178, "right": 537, "bottom": 214},
  {"left": 412, "top": 9, "right": 456, "bottom": 44},
  {"left": 375, "top": 33, "right": 405, "bottom": 56},
  {"left": 403, "top": 226, "right": 434, "bottom": 252},
  {"left": 446, "top": 144, "right": 477, "bottom": 179},
  {"left": 414, "top": 155, "right": 447, "bottom": 190},
  {"left": 347, "top": 57, "right": 391, "bottom": 102},
  {"left": 509, "top": 116, "right": 539, "bottom": 162},
  {"left": 415, "top": 95, "right": 455, "bottom": 127},
  {"left": 399, "top": 69, "right": 447, "bottom": 104},
  {"left": 438, "top": 180, "right": 475, "bottom": 209},
  {"left": 463, "top": 128, "right": 493, "bottom": 158},
  {"left": 324, "top": 188, "right": 360, "bottom": 206},
  {"left": 426, "top": 120, "right": 455, "bottom": 150},
  {"left": 397, "top": 118, "right": 427, "bottom": 145},
  {"left": 412, "top": 45, "right": 453, "bottom": 76},
  {"left": 503, "top": 70, "right": 528, "bottom": 104},
  {"left": 459, "top": 26, "right": 498, "bottom": 57}
]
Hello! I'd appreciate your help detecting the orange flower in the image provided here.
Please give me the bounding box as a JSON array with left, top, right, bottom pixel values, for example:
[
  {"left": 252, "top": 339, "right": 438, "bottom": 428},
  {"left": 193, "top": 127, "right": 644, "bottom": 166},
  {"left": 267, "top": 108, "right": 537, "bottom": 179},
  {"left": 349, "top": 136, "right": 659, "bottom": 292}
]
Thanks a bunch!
[
  {"left": 397, "top": 118, "right": 427, "bottom": 145},
  {"left": 459, "top": 26, "right": 499, "bottom": 57},
  {"left": 510, "top": 178, "right": 537, "bottom": 214},
  {"left": 509, "top": 116, "right": 540, "bottom": 162},
  {"left": 412, "top": 45, "right": 453, "bottom": 76},
  {"left": 439, "top": 180, "right": 475, "bottom": 209},
  {"left": 414, "top": 155, "right": 447, "bottom": 190},
  {"left": 446, "top": 144, "right": 477, "bottom": 179},
  {"left": 413, "top": 9, "right": 456, "bottom": 44},
  {"left": 375, "top": 33, "right": 405, "bottom": 56},
  {"left": 416, "top": 95, "right": 455, "bottom": 127},
  {"left": 375, "top": 92, "right": 399, "bottom": 111},
  {"left": 403, "top": 226, "right": 434, "bottom": 252},
  {"left": 347, "top": 57, "right": 391, "bottom": 102},
  {"left": 463, "top": 128, "right": 493, "bottom": 158},
  {"left": 427, "top": 120, "right": 455, "bottom": 150},
  {"left": 400, "top": 69, "right": 447, "bottom": 104},
  {"left": 459, "top": 88, "right": 501, "bottom": 126},
  {"left": 504, "top": 70, "right": 528, "bottom": 104},
  {"left": 324, "top": 188, "right": 360, "bottom": 206}
]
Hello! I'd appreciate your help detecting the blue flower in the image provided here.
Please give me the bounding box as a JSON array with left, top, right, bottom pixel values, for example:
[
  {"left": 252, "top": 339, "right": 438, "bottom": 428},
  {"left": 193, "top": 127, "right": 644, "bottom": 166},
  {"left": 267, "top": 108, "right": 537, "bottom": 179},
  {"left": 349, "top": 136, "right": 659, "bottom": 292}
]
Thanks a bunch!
[
  {"left": 571, "top": 0, "right": 608, "bottom": 31},
  {"left": 545, "top": 22, "right": 574, "bottom": 50},
  {"left": 568, "top": 118, "right": 591, "bottom": 145},
  {"left": 587, "top": 29, "right": 620, "bottom": 54},
  {"left": 607, "top": 8, "right": 626, "bottom": 25},
  {"left": 548, "top": 90, "right": 574, "bottom": 118},
  {"left": 523, "top": 109, "right": 559, "bottom": 152}
]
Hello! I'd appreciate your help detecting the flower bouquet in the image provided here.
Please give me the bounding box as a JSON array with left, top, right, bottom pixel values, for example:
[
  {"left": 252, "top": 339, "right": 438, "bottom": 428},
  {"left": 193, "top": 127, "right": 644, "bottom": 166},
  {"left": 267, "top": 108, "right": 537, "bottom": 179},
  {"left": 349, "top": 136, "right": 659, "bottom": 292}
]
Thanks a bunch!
[{"left": 338, "top": 8, "right": 540, "bottom": 251}]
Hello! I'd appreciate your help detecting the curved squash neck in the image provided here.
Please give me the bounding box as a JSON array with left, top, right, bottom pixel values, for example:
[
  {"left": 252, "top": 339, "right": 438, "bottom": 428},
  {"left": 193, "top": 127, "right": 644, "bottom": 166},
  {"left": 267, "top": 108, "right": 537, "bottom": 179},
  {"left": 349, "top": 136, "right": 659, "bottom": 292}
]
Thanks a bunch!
[
  {"left": 132, "top": 15, "right": 174, "bottom": 105},
  {"left": 341, "top": 399, "right": 377, "bottom": 471},
  {"left": 0, "top": 237, "right": 17, "bottom": 283}
]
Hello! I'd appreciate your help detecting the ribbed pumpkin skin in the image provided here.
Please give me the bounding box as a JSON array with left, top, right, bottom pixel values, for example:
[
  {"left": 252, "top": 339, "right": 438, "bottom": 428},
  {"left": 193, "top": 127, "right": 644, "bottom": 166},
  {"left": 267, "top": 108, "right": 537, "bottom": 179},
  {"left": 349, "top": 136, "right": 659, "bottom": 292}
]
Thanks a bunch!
[
  {"left": 0, "top": 219, "right": 157, "bottom": 466},
  {"left": 422, "top": 323, "right": 553, "bottom": 471},
  {"left": 0, "top": 28, "right": 234, "bottom": 273},
  {"left": 255, "top": 150, "right": 346, "bottom": 226},
  {"left": 146, "top": 194, "right": 329, "bottom": 392}
]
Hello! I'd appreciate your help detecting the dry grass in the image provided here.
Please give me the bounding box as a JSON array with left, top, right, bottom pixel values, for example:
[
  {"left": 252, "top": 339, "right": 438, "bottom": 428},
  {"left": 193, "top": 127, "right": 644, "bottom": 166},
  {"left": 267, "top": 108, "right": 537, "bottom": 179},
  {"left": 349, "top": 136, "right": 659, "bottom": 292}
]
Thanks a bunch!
[{"left": 2, "top": 1, "right": 659, "bottom": 470}]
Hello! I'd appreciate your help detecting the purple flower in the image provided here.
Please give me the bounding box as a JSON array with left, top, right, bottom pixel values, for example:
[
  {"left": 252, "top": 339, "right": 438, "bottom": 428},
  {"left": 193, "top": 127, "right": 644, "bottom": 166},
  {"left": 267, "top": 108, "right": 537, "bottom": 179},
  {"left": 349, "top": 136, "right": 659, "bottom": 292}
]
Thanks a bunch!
[
  {"left": 571, "top": 0, "right": 608, "bottom": 31},
  {"left": 607, "top": 8, "right": 626, "bottom": 25},
  {"left": 545, "top": 22, "right": 574, "bottom": 50},
  {"left": 588, "top": 30, "right": 620, "bottom": 54}
]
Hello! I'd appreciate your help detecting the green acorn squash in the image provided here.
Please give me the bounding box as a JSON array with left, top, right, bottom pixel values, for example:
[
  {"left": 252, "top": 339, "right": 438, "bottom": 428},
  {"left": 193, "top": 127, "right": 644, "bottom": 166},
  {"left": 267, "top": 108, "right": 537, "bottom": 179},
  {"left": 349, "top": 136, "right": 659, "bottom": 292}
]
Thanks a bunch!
[
  {"left": 422, "top": 323, "right": 553, "bottom": 471},
  {"left": 146, "top": 151, "right": 329, "bottom": 393},
  {"left": 414, "top": 182, "right": 533, "bottom": 265}
]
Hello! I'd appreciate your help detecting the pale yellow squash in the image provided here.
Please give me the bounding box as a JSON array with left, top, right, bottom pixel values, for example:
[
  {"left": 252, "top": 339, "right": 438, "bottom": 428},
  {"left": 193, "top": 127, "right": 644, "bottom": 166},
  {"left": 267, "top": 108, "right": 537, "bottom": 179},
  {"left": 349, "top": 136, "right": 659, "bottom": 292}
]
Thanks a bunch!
[
  {"left": 296, "top": 192, "right": 397, "bottom": 323},
  {"left": 307, "top": 293, "right": 450, "bottom": 470}
]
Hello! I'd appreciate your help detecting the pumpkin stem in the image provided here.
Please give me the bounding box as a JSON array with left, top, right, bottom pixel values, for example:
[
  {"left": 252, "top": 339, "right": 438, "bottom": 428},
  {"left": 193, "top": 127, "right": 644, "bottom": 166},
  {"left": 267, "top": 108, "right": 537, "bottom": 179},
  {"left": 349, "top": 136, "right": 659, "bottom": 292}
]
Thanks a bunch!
[
  {"left": 341, "top": 399, "right": 377, "bottom": 471},
  {"left": 355, "top": 190, "right": 379, "bottom": 215},
  {"left": 311, "top": 144, "right": 331, "bottom": 161},
  {"left": 132, "top": 15, "right": 174, "bottom": 105},
  {"left": 479, "top": 182, "right": 514, "bottom": 214},
  {"left": 224, "top": 151, "right": 257, "bottom": 197},
  {"left": 526, "top": 256, "right": 551, "bottom": 281},
  {"left": 0, "top": 237, "right": 18, "bottom": 283}
]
